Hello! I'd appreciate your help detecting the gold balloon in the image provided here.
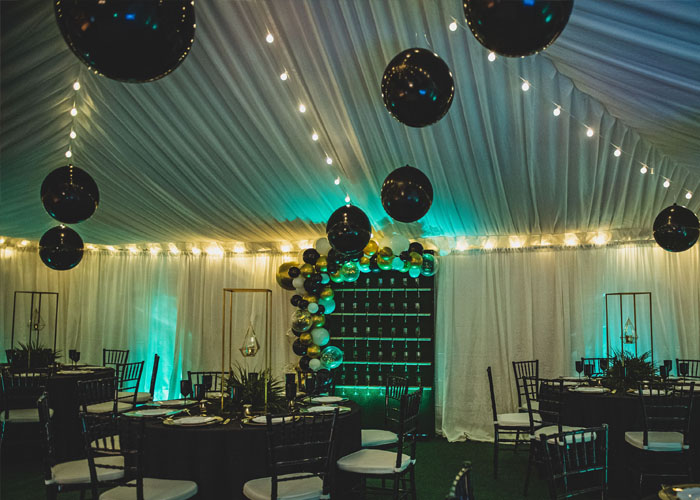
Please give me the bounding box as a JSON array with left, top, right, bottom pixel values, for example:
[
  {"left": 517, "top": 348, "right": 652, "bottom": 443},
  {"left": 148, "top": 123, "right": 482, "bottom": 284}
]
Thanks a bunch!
[
  {"left": 276, "top": 262, "right": 299, "bottom": 290},
  {"left": 363, "top": 240, "right": 378, "bottom": 256},
  {"left": 378, "top": 246, "right": 394, "bottom": 259},
  {"left": 315, "top": 255, "right": 328, "bottom": 272},
  {"left": 299, "top": 332, "right": 313, "bottom": 345},
  {"left": 319, "top": 286, "right": 334, "bottom": 300},
  {"left": 306, "top": 344, "right": 321, "bottom": 358},
  {"left": 360, "top": 255, "right": 371, "bottom": 266},
  {"left": 409, "top": 251, "right": 423, "bottom": 267},
  {"left": 311, "top": 314, "right": 326, "bottom": 328},
  {"left": 300, "top": 263, "right": 314, "bottom": 277},
  {"left": 303, "top": 294, "right": 318, "bottom": 304}
]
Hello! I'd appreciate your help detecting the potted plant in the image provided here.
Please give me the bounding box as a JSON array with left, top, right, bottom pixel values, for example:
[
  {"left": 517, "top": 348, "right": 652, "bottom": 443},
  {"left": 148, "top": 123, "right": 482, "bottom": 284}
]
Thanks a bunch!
[
  {"left": 600, "top": 351, "right": 657, "bottom": 392},
  {"left": 7, "top": 339, "right": 60, "bottom": 372},
  {"left": 224, "top": 365, "right": 286, "bottom": 413}
]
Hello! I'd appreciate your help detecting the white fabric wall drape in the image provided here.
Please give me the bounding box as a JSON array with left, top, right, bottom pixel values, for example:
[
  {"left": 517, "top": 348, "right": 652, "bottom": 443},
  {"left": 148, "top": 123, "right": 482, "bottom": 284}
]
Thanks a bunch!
[
  {"left": 0, "top": 250, "right": 299, "bottom": 400},
  {"left": 1, "top": 243, "right": 698, "bottom": 437},
  {"left": 435, "top": 242, "right": 700, "bottom": 441}
]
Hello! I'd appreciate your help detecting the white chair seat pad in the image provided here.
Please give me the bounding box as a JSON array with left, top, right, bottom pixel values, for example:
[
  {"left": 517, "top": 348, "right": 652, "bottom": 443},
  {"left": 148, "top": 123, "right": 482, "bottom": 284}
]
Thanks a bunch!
[
  {"left": 51, "top": 456, "right": 124, "bottom": 484},
  {"left": 0, "top": 407, "right": 53, "bottom": 423},
  {"left": 625, "top": 431, "right": 688, "bottom": 452},
  {"left": 100, "top": 478, "right": 197, "bottom": 500},
  {"left": 86, "top": 402, "right": 133, "bottom": 414},
  {"left": 117, "top": 391, "right": 152, "bottom": 403},
  {"left": 496, "top": 412, "right": 535, "bottom": 427},
  {"left": 91, "top": 435, "right": 121, "bottom": 451},
  {"left": 361, "top": 429, "right": 398, "bottom": 447},
  {"left": 532, "top": 425, "right": 592, "bottom": 444},
  {"left": 243, "top": 473, "right": 323, "bottom": 500},
  {"left": 337, "top": 448, "right": 413, "bottom": 475}
]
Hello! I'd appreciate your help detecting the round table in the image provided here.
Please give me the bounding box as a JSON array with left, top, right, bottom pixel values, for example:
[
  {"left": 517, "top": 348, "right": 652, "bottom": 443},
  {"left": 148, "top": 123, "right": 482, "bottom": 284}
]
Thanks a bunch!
[
  {"left": 561, "top": 390, "right": 700, "bottom": 494},
  {"left": 48, "top": 366, "right": 114, "bottom": 459},
  {"left": 142, "top": 403, "right": 362, "bottom": 499}
]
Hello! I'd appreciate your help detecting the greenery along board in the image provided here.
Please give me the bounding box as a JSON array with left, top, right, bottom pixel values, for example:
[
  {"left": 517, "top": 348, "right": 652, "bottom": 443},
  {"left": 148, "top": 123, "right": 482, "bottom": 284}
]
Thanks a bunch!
[{"left": 275, "top": 234, "right": 439, "bottom": 378}]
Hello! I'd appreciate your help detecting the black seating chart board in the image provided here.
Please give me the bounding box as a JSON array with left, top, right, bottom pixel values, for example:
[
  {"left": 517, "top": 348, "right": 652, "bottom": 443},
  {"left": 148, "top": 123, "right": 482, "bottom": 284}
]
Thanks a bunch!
[{"left": 326, "top": 270, "right": 435, "bottom": 434}]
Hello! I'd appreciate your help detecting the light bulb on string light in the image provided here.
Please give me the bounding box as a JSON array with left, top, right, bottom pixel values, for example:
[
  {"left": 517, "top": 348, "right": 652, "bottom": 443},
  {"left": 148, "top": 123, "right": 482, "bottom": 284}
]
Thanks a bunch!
[
  {"left": 65, "top": 150, "right": 72, "bottom": 158},
  {"left": 521, "top": 81, "right": 530, "bottom": 92},
  {"left": 168, "top": 243, "right": 180, "bottom": 255},
  {"left": 344, "top": 194, "right": 351, "bottom": 203},
  {"left": 553, "top": 106, "right": 561, "bottom": 117},
  {"left": 298, "top": 104, "right": 306, "bottom": 113},
  {"left": 69, "top": 130, "right": 76, "bottom": 139},
  {"left": 70, "top": 107, "right": 77, "bottom": 117},
  {"left": 614, "top": 148, "right": 621, "bottom": 157},
  {"left": 128, "top": 246, "right": 139, "bottom": 255},
  {"left": 265, "top": 33, "right": 274, "bottom": 43},
  {"left": 663, "top": 179, "right": 670, "bottom": 188},
  {"left": 311, "top": 132, "right": 319, "bottom": 141},
  {"left": 334, "top": 177, "right": 340, "bottom": 185},
  {"left": 686, "top": 191, "right": 693, "bottom": 200},
  {"left": 640, "top": 164, "right": 648, "bottom": 174},
  {"left": 586, "top": 128, "right": 594, "bottom": 138},
  {"left": 487, "top": 52, "right": 496, "bottom": 62},
  {"left": 325, "top": 156, "right": 333, "bottom": 165},
  {"left": 73, "top": 81, "right": 80, "bottom": 91},
  {"left": 449, "top": 21, "right": 458, "bottom": 32},
  {"left": 191, "top": 246, "right": 201, "bottom": 256},
  {"left": 280, "top": 71, "right": 288, "bottom": 81}
]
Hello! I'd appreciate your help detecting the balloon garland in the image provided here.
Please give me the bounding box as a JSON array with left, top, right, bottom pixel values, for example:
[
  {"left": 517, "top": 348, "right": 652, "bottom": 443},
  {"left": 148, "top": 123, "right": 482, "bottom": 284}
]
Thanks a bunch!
[{"left": 277, "top": 233, "right": 439, "bottom": 375}]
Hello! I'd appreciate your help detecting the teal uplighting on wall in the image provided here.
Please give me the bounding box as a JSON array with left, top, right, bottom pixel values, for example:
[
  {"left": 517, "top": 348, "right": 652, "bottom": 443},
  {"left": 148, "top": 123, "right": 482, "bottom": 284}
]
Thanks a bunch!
[{"left": 145, "top": 293, "right": 178, "bottom": 401}]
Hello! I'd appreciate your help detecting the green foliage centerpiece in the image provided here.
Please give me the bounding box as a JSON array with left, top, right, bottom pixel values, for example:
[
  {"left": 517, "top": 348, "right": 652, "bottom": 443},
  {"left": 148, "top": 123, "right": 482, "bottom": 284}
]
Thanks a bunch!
[
  {"left": 224, "top": 365, "right": 286, "bottom": 413},
  {"left": 600, "top": 351, "right": 656, "bottom": 392},
  {"left": 8, "top": 339, "right": 60, "bottom": 372}
]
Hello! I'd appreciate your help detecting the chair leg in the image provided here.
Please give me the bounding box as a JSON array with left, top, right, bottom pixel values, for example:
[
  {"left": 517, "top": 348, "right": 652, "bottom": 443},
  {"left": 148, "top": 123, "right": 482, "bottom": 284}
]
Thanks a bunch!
[
  {"left": 524, "top": 442, "right": 535, "bottom": 496},
  {"left": 493, "top": 429, "right": 499, "bottom": 479},
  {"left": 45, "top": 485, "right": 58, "bottom": 500},
  {"left": 410, "top": 465, "right": 417, "bottom": 500},
  {"left": 514, "top": 429, "right": 520, "bottom": 453},
  {"left": 392, "top": 473, "right": 400, "bottom": 500}
]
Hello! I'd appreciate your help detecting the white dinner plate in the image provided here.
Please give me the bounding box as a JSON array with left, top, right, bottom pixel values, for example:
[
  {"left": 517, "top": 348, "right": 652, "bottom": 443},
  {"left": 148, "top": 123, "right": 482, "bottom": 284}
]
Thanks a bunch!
[
  {"left": 57, "top": 369, "right": 94, "bottom": 375},
  {"left": 559, "top": 376, "right": 581, "bottom": 381},
  {"left": 125, "top": 408, "right": 179, "bottom": 417},
  {"left": 310, "top": 396, "right": 345, "bottom": 404},
  {"left": 561, "top": 380, "right": 579, "bottom": 386},
  {"left": 166, "top": 416, "right": 219, "bottom": 426},
  {"left": 153, "top": 399, "right": 191, "bottom": 407},
  {"left": 251, "top": 416, "right": 287, "bottom": 424},
  {"left": 570, "top": 386, "right": 610, "bottom": 394},
  {"left": 206, "top": 391, "right": 224, "bottom": 399}
]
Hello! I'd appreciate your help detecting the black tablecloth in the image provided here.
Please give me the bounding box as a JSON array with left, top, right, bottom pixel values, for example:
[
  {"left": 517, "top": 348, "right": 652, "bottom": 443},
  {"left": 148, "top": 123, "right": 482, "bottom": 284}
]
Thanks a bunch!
[
  {"left": 142, "top": 403, "right": 362, "bottom": 499},
  {"left": 561, "top": 390, "right": 700, "bottom": 493},
  {"left": 48, "top": 366, "right": 114, "bottom": 460}
]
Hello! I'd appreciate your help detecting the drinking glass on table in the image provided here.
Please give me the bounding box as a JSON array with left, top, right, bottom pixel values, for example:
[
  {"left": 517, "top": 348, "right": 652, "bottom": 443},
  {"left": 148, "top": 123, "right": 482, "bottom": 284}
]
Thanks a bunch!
[
  {"left": 180, "top": 379, "right": 192, "bottom": 404},
  {"left": 679, "top": 362, "right": 689, "bottom": 380},
  {"left": 583, "top": 363, "right": 593, "bottom": 379},
  {"left": 575, "top": 360, "right": 584, "bottom": 379},
  {"left": 193, "top": 383, "right": 206, "bottom": 414},
  {"left": 659, "top": 365, "right": 669, "bottom": 380},
  {"left": 202, "top": 374, "right": 213, "bottom": 397},
  {"left": 599, "top": 359, "right": 609, "bottom": 372},
  {"left": 663, "top": 359, "right": 673, "bottom": 376},
  {"left": 69, "top": 349, "right": 80, "bottom": 369}
]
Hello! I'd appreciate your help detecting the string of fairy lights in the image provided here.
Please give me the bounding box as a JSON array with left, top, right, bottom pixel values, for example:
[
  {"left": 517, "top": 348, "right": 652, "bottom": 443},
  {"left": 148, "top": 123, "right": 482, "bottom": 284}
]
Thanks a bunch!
[
  {"left": 447, "top": 17, "right": 695, "bottom": 202},
  {"left": 1, "top": 13, "right": 698, "bottom": 258}
]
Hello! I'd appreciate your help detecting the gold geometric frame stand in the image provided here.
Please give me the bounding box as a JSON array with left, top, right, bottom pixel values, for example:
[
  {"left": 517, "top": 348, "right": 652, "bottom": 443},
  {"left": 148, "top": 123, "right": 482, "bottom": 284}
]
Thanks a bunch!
[
  {"left": 604, "top": 292, "right": 653, "bottom": 365},
  {"left": 221, "top": 288, "right": 272, "bottom": 402}
]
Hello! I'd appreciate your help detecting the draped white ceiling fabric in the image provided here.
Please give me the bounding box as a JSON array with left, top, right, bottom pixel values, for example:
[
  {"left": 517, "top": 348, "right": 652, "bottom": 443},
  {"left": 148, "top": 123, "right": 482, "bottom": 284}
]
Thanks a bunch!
[{"left": 1, "top": 0, "right": 699, "bottom": 248}]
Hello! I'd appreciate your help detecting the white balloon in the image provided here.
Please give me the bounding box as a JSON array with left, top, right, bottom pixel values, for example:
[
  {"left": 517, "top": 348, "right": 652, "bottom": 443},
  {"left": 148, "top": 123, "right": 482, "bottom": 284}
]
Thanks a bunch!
[
  {"left": 391, "top": 234, "right": 410, "bottom": 253},
  {"left": 309, "top": 358, "right": 322, "bottom": 371},
  {"left": 315, "top": 237, "right": 332, "bottom": 255},
  {"left": 308, "top": 302, "right": 319, "bottom": 314},
  {"left": 378, "top": 235, "right": 393, "bottom": 250},
  {"left": 292, "top": 276, "right": 305, "bottom": 289},
  {"left": 311, "top": 327, "right": 330, "bottom": 346}
]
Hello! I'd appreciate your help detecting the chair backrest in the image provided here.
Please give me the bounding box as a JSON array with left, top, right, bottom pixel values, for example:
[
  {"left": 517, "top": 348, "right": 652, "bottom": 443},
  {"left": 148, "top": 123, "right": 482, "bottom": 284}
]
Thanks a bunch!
[
  {"left": 1, "top": 369, "right": 49, "bottom": 420},
  {"left": 103, "top": 349, "right": 129, "bottom": 368},
  {"left": 149, "top": 354, "right": 160, "bottom": 398},
  {"left": 265, "top": 410, "right": 338, "bottom": 499},
  {"left": 581, "top": 358, "right": 611, "bottom": 377},
  {"left": 188, "top": 371, "right": 223, "bottom": 392},
  {"left": 486, "top": 367, "right": 499, "bottom": 422},
  {"left": 445, "top": 461, "right": 475, "bottom": 500},
  {"left": 540, "top": 424, "right": 608, "bottom": 500},
  {"left": 116, "top": 361, "right": 145, "bottom": 405},
  {"left": 394, "top": 388, "right": 423, "bottom": 470},
  {"left": 77, "top": 377, "right": 117, "bottom": 413},
  {"left": 37, "top": 391, "right": 57, "bottom": 482},
  {"left": 526, "top": 377, "right": 565, "bottom": 431},
  {"left": 638, "top": 381, "right": 695, "bottom": 447},
  {"left": 385, "top": 374, "right": 409, "bottom": 430},
  {"left": 513, "top": 360, "right": 539, "bottom": 409},
  {"left": 81, "top": 412, "right": 142, "bottom": 499},
  {"left": 676, "top": 359, "right": 700, "bottom": 379}
]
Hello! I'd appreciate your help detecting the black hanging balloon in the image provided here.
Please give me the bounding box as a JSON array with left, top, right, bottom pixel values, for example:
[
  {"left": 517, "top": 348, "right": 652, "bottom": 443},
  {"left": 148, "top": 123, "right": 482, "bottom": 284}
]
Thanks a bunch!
[
  {"left": 302, "top": 248, "right": 320, "bottom": 265},
  {"left": 41, "top": 165, "right": 99, "bottom": 224},
  {"left": 292, "top": 340, "right": 307, "bottom": 357},
  {"left": 39, "top": 226, "right": 84, "bottom": 270},
  {"left": 408, "top": 242, "right": 424, "bottom": 254},
  {"left": 381, "top": 165, "right": 434, "bottom": 223},
  {"left": 653, "top": 204, "right": 700, "bottom": 252},
  {"left": 326, "top": 205, "right": 371, "bottom": 256},
  {"left": 464, "top": 0, "right": 574, "bottom": 57},
  {"left": 54, "top": 0, "right": 195, "bottom": 82},
  {"left": 381, "top": 48, "right": 454, "bottom": 128}
]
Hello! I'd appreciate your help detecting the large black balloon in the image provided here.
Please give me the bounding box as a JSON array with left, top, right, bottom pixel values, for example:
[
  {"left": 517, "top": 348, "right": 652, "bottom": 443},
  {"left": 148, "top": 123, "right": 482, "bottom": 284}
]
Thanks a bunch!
[
  {"left": 41, "top": 166, "right": 99, "bottom": 224},
  {"left": 381, "top": 166, "right": 433, "bottom": 223},
  {"left": 653, "top": 204, "right": 699, "bottom": 252},
  {"left": 292, "top": 340, "right": 307, "bottom": 357},
  {"left": 464, "top": 0, "right": 573, "bottom": 57},
  {"left": 381, "top": 48, "right": 454, "bottom": 127},
  {"left": 326, "top": 205, "right": 371, "bottom": 256},
  {"left": 55, "top": 0, "right": 195, "bottom": 82},
  {"left": 39, "top": 226, "right": 84, "bottom": 271}
]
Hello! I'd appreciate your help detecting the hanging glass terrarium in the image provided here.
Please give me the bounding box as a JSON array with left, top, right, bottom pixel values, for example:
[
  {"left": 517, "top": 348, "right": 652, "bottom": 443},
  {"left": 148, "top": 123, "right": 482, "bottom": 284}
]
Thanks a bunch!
[
  {"left": 239, "top": 323, "right": 260, "bottom": 357},
  {"left": 623, "top": 317, "right": 637, "bottom": 345}
]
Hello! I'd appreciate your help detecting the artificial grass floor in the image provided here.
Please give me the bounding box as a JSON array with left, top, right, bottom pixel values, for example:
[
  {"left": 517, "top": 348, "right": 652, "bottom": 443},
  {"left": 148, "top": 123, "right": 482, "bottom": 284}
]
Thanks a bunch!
[{"left": 1, "top": 438, "right": 629, "bottom": 499}]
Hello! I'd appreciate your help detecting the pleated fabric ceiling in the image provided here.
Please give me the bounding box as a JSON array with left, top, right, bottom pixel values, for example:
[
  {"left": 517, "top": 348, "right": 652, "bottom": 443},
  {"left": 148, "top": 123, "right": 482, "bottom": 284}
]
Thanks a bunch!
[{"left": 2, "top": 0, "right": 699, "bottom": 250}]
